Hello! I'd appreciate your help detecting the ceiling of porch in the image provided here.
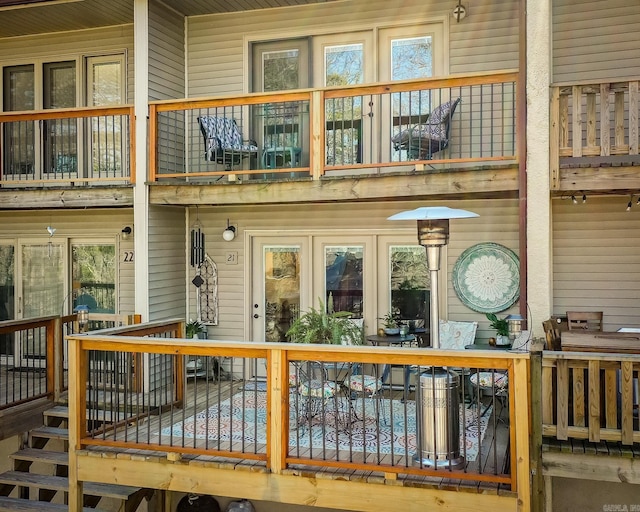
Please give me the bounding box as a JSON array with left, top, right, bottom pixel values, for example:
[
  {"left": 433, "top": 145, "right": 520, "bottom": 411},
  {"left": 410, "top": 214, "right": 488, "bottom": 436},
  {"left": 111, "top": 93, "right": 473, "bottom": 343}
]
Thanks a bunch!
[{"left": 0, "top": 0, "right": 339, "bottom": 38}]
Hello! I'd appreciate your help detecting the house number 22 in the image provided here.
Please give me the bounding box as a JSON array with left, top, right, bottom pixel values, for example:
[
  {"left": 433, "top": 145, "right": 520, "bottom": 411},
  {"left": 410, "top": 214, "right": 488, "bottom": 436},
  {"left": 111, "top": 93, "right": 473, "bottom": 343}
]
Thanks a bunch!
[{"left": 123, "top": 251, "right": 134, "bottom": 262}]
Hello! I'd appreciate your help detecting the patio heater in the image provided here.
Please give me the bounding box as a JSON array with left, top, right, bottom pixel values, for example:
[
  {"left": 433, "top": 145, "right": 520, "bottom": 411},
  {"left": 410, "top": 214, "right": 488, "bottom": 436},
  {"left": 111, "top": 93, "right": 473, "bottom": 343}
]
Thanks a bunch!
[{"left": 388, "top": 206, "right": 478, "bottom": 469}]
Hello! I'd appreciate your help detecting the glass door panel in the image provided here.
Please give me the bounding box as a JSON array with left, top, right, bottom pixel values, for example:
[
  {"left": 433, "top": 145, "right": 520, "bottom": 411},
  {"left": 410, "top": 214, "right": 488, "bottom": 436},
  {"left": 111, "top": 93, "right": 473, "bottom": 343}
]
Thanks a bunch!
[
  {"left": 43, "top": 61, "right": 77, "bottom": 176},
  {"left": 390, "top": 245, "right": 429, "bottom": 331},
  {"left": 19, "top": 242, "right": 64, "bottom": 364},
  {"left": 87, "top": 56, "right": 125, "bottom": 177},
  {"left": 313, "top": 33, "right": 373, "bottom": 166},
  {"left": 324, "top": 245, "right": 364, "bottom": 317},
  {"left": 378, "top": 24, "right": 445, "bottom": 161},
  {"left": 263, "top": 246, "right": 301, "bottom": 342},
  {"left": 0, "top": 244, "right": 15, "bottom": 359},
  {"left": 71, "top": 243, "right": 116, "bottom": 315},
  {"left": 3, "top": 65, "right": 35, "bottom": 178}
]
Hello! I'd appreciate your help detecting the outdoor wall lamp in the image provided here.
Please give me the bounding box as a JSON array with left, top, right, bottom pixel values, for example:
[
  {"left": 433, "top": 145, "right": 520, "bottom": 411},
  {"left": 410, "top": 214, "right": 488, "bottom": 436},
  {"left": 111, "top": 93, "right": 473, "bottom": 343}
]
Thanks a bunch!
[
  {"left": 222, "top": 220, "right": 236, "bottom": 241},
  {"left": 506, "top": 314, "right": 524, "bottom": 342},
  {"left": 121, "top": 226, "right": 132, "bottom": 240}
]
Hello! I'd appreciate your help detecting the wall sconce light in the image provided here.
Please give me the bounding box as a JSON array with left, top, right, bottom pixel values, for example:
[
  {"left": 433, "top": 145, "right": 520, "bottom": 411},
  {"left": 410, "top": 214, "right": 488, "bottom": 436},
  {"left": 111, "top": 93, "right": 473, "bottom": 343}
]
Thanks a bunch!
[
  {"left": 452, "top": 2, "right": 467, "bottom": 21},
  {"left": 506, "top": 314, "right": 524, "bottom": 342},
  {"left": 74, "top": 304, "right": 89, "bottom": 332},
  {"left": 121, "top": 226, "right": 132, "bottom": 240},
  {"left": 222, "top": 220, "right": 236, "bottom": 242}
]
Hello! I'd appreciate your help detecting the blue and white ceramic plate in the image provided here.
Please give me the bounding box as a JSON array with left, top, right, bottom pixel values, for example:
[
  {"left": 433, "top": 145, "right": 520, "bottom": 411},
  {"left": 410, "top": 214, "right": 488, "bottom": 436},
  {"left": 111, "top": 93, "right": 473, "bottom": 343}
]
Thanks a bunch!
[{"left": 452, "top": 242, "right": 520, "bottom": 313}]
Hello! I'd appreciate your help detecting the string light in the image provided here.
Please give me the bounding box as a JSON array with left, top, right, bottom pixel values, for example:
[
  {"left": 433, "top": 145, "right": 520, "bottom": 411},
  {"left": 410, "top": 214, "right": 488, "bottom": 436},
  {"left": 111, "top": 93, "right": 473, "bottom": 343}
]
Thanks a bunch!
[
  {"left": 582, "top": 193, "right": 587, "bottom": 203},
  {"left": 571, "top": 195, "right": 577, "bottom": 204},
  {"left": 627, "top": 195, "right": 633, "bottom": 211}
]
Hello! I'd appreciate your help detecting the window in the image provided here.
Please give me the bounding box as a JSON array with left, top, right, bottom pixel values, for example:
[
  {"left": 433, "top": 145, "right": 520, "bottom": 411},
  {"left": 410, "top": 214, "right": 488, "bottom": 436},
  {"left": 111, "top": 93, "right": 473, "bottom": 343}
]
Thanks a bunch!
[{"left": 390, "top": 246, "right": 429, "bottom": 329}]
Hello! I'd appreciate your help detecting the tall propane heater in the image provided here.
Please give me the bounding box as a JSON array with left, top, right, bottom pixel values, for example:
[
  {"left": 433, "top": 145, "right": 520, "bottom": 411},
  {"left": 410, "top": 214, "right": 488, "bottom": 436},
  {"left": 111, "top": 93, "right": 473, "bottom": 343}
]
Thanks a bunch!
[{"left": 388, "top": 206, "right": 478, "bottom": 468}]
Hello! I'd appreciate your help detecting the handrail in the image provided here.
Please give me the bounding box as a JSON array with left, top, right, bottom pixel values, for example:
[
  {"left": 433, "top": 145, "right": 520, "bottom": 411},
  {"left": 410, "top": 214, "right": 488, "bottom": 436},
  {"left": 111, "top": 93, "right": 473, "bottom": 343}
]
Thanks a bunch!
[
  {"left": 541, "top": 349, "right": 640, "bottom": 445},
  {"left": 550, "top": 78, "right": 640, "bottom": 189},
  {"left": 0, "top": 104, "right": 136, "bottom": 186},
  {"left": 149, "top": 70, "right": 519, "bottom": 182},
  {"left": 66, "top": 329, "right": 531, "bottom": 495}
]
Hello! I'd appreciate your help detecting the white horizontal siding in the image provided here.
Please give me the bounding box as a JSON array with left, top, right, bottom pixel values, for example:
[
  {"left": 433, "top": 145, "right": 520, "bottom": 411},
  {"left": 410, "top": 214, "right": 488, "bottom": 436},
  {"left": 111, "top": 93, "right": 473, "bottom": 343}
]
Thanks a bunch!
[
  {"left": 190, "top": 198, "right": 520, "bottom": 343},
  {"left": 186, "top": 0, "right": 519, "bottom": 97},
  {"left": 553, "top": 0, "right": 640, "bottom": 82},
  {"left": 0, "top": 209, "right": 135, "bottom": 315},
  {"left": 149, "top": 0, "right": 185, "bottom": 101},
  {"left": 552, "top": 195, "right": 640, "bottom": 330},
  {"left": 148, "top": 206, "right": 186, "bottom": 322}
]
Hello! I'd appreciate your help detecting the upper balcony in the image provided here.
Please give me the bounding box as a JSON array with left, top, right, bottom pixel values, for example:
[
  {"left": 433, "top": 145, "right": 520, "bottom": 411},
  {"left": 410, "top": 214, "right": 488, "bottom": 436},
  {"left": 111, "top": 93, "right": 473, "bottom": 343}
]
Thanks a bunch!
[
  {"left": 551, "top": 77, "right": 640, "bottom": 196},
  {"left": 0, "top": 105, "right": 135, "bottom": 209},
  {"left": 149, "top": 71, "right": 521, "bottom": 207}
]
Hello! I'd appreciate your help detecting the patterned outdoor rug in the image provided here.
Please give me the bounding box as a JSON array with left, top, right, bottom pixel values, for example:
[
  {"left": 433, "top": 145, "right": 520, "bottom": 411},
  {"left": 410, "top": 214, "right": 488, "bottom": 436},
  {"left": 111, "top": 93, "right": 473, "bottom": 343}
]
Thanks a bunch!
[{"left": 161, "top": 391, "right": 492, "bottom": 461}]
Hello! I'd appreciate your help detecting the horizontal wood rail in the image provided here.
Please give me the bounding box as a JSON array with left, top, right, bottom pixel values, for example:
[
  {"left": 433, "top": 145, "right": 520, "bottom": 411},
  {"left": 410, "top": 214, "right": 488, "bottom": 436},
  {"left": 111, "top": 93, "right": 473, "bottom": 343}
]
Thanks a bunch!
[
  {"left": 550, "top": 78, "right": 640, "bottom": 189},
  {"left": 66, "top": 329, "right": 531, "bottom": 497},
  {"left": 541, "top": 350, "right": 640, "bottom": 445},
  {"left": 149, "top": 70, "right": 518, "bottom": 183},
  {"left": 0, "top": 105, "right": 135, "bottom": 186}
]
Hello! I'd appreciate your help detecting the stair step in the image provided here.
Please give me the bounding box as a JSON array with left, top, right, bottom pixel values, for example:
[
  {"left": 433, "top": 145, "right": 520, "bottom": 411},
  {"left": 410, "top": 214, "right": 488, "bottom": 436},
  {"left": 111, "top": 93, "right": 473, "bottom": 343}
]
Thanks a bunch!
[
  {"left": 0, "top": 471, "right": 140, "bottom": 500},
  {"left": 0, "top": 496, "right": 105, "bottom": 512},
  {"left": 29, "top": 427, "right": 68, "bottom": 442},
  {"left": 43, "top": 406, "right": 69, "bottom": 420},
  {"left": 9, "top": 449, "right": 68, "bottom": 466}
]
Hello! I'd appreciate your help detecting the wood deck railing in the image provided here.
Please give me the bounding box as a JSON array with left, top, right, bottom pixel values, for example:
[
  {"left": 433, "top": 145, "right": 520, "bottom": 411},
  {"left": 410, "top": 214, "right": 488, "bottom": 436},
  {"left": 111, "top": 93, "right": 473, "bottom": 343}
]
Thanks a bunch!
[
  {"left": 149, "top": 70, "right": 518, "bottom": 183},
  {"left": 66, "top": 326, "right": 531, "bottom": 501},
  {"left": 550, "top": 78, "right": 640, "bottom": 189},
  {"left": 0, "top": 313, "right": 141, "bottom": 410},
  {"left": 0, "top": 105, "right": 135, "bottom": 187},
  {"left": 541, "top": 350, "right": 640, "bottom": 444}
]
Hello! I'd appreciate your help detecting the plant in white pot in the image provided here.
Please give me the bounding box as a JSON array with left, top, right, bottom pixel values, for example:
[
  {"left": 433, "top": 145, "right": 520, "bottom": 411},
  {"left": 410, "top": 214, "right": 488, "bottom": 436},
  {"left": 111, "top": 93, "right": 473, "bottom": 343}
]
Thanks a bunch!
[
  {"left": 486, "top": 313, "right": 509, "bottom": 346},
  {"left": 185, "top": 319, "right": 206, "bottom": 339}
]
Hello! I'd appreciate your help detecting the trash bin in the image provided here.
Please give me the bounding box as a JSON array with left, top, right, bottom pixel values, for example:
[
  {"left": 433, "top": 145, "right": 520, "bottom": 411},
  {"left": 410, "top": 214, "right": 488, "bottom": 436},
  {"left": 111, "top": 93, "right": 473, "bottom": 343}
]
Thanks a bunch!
[{"left": 414, "top": 367, "right": 465, "bottom": 469}]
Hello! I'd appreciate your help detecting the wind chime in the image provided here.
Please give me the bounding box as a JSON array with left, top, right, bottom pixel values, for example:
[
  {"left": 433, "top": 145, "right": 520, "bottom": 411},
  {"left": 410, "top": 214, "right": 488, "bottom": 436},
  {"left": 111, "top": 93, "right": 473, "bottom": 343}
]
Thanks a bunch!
[{"left": 190, "top": 209, "right": 206, "bottom": 323}]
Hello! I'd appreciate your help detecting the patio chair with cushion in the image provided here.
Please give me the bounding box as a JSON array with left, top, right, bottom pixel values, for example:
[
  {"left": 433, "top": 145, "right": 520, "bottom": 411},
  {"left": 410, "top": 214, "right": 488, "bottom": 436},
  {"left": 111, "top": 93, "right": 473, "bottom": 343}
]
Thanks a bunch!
[
  {"left": 197, "top": 116, "right": 259, "bottom": 170},
  {"left": 391, "top": 97, "right": 461, "bottom": 160}
]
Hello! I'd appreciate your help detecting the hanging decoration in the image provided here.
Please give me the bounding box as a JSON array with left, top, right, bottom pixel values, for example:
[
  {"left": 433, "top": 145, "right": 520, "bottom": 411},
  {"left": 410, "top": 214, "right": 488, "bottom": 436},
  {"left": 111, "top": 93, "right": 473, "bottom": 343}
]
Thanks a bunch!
[
  {"left": 190, "top": 208, "right": 205, "bottom": 268},
  {"left": 197, "top": 254, "right": 219, "bottom": 325}
]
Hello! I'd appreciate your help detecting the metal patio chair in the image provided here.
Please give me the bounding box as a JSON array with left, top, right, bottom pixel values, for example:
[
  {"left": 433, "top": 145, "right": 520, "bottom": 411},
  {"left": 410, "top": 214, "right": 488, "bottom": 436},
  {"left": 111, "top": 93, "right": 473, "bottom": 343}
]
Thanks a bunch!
[{"left": 197, "top": 116, "right": 258, "bottom": 170}]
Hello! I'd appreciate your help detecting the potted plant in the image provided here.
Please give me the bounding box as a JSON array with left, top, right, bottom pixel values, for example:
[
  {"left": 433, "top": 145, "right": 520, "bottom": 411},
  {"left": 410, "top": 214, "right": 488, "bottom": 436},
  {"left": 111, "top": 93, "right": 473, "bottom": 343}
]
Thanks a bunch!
[
  {"left": 380, "top": 312, "right": 400, "bottom": 335},
  {"left": 486, "top": 313, "right": 509, "bottom": 346},
  {"left": 286, "top": 299, "right": 363, "bottom": 345},
  {"left": 185, "top": 319, "right": 206, "bottom": 339}
]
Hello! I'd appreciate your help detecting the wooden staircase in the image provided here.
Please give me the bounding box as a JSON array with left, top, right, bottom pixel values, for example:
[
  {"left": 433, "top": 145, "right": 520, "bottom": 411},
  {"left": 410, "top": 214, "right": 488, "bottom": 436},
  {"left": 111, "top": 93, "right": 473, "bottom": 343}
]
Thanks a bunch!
[{"left": 0, "top": 405, "right": 149, "bottom": 512}]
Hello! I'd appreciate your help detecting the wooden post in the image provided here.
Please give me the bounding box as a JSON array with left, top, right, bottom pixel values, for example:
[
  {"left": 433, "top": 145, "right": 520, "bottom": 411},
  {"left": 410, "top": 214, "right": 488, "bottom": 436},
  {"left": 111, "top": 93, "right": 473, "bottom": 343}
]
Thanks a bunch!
[
  {"left": 267, "top": 348, "right": 287, "bottom": 473},
  {"left": 52, "top": 317, "right": 62, "bottom": 402},
  {"left": 67, "top": 335, "right": 85, "bottom": 512},
  {"left": 513, "top": 357, "right": 531, "bottom": 512},
  {"left": 529, "top": 339, "right": 545, "bottom": 512},
  {"left": 310, "top": 90, "right": 324, "bottom": 180}
]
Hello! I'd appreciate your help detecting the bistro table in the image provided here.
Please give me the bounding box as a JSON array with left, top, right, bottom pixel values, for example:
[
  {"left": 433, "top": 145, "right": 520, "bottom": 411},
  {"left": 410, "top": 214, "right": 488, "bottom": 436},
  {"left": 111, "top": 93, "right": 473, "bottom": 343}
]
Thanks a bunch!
[{"left": 366, "top": 333, "right": 418, "bottom": 396}]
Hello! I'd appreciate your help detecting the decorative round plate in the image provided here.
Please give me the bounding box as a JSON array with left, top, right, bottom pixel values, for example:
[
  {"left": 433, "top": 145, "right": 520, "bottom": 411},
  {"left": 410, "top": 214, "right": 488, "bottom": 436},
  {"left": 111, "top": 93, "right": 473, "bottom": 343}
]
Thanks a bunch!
[{"left": 452, "top": 242, "right": 520, "bottom": 313}]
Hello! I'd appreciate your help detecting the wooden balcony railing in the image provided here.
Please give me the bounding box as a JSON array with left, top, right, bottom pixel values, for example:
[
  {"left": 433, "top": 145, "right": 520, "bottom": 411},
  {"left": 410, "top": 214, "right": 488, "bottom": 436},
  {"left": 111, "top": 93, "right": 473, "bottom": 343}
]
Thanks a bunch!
[
  {"left": 0, "top": 105, "right": 135, "bottom": 187},
  {"left": 149, "top": 70, "right": 518, "bottom": 183},
  {"left": 550, "top": 78, "right": 640, "bottom": 189},
  {"left": 541, "top": 350, "right": 640, "bottom": 444},
  {"left": 66, "top": 326, "right": 531, "bottom": 502},
  {"left": 0, "top": 313, "right": 140, "bottom": 411}
]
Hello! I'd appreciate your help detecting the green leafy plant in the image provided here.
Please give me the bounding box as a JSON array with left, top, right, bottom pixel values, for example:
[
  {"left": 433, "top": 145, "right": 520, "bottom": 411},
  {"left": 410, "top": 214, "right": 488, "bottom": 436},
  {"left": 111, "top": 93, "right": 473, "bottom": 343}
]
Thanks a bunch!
[
  {"left": 186, "top": 319, "right": 206, "bottom": 338},
  {"left": 286, "top": 299, "right": 363, "bottom": 345},
  {"left": 486, "top": 313, "right": 509, "bottom": 337},
  {"left": 380, "top": 312, "right": 399, "bottom": 329}
]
